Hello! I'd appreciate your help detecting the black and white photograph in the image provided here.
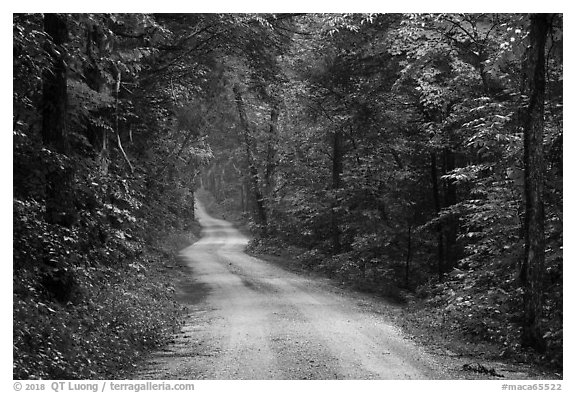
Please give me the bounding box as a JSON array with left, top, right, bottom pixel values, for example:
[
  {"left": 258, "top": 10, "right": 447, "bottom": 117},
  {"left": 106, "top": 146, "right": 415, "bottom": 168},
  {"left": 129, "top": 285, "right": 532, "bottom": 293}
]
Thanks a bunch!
[{"left": 12, "top": 9, "right": 564, "bottom": 387}]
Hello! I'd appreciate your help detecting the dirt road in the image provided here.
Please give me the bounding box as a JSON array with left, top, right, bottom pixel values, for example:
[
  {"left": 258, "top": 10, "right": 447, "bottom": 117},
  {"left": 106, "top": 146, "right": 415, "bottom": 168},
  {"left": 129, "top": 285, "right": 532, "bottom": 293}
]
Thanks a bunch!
[{"left": 134, "top": 199, "right": 454, "bottom": 380}]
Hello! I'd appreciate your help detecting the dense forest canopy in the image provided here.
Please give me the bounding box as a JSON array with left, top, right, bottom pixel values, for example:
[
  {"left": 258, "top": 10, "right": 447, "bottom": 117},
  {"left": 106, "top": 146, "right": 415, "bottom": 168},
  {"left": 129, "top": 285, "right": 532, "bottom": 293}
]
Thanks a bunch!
[{"left": 13, "top": 13, "right": 562, "bottom": 378}]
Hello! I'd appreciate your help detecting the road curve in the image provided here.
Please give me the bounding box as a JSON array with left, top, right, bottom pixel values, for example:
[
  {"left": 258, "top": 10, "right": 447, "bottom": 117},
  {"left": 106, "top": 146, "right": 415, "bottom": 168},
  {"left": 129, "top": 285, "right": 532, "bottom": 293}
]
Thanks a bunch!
[{"left": 135, "top": 198, "right": 451, "bottom": 380}]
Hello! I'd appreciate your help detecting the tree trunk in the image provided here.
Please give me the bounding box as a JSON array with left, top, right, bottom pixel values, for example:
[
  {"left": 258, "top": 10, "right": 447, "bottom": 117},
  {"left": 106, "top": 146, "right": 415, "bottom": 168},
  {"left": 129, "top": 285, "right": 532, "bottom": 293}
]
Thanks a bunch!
[
  {"left": 191, "top": 190, "right": 195, "bottom": 221},
  {"left": 430, "top": 152, "right": 445, "bottom": 279},
  {"left": 42, "top": 14, "right": 68, "bottom": 152},
  {"left": 331, "top": 130, "right": 344, "bottom": 254},
  {"left": 265, "top": 104, "right": 280, "bottom": 195},
  {"left": 42, "top": 14, "right": 73, "bottom": 226},
  {"left": 520, "top": 13, "right": 552, "bottom": 353},
  {"left": 405, "top": 224, "right": 412, "bottom": 288},
  {"left": 233, "top": 84, "right": 267, "bottom": 233},
  {"left": 239, "top": 183, "right": 245, "bottom": 212},
  {"left": 83, "top": 22, "right": 109, "bottom": 173},
  {"left": 443, "top": 148, "right": 458, "bottom": 271}
]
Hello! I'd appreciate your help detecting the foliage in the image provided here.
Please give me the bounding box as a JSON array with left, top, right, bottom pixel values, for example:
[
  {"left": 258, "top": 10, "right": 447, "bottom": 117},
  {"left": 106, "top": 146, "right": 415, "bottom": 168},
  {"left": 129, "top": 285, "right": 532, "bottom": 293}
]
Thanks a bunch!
[
  {"left": 13, "top": 250, "right": 185, "bottom": 379},
  {"left": 202, "top": 13, "right": 561, "bottom": 369},
  {"left": 13, "top": 12, "right": 562, "bottom": 377},
  {"left": 13, "top": 13, "right": 205, "bottom": 379}
]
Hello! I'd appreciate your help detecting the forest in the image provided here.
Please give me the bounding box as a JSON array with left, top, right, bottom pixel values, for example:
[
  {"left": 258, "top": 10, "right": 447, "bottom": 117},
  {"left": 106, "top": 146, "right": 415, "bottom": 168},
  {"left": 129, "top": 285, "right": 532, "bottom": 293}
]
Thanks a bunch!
[{"left": 13, "top": 13, "right": 562, "bottom": 379}]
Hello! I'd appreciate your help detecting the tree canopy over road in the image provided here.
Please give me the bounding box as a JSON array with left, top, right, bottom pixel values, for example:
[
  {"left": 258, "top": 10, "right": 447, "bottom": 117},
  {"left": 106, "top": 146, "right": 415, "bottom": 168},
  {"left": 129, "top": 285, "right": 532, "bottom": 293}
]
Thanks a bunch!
[{"left": 13, "top": 13, "right": 562, "bottom": 379}]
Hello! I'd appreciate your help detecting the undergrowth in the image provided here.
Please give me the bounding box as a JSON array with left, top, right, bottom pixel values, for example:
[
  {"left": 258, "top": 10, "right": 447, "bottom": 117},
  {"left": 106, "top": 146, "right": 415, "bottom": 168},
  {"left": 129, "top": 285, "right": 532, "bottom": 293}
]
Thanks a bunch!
[
  {"left": 247, "top": 237, "right": 562, "bottom": 376},
  {"left": 13, "top": 232, "right": 195, "bottom": 379},
  {"left": 13, "top": 124, "right": 203, "bottom": 379}
]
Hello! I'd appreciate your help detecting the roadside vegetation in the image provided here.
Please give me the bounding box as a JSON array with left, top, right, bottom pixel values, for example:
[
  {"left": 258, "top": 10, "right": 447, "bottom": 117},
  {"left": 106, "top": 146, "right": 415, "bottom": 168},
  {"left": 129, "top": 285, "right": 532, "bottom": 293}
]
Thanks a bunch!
[
  {"left": 14, "top": 233, "right": 193, "bottom": 379},
  {"left": 202, "top": 195, "right": 559, "bottom": 377},
  {"left": 199, "top": 14, "right": 562, "bottom": 373},
  {"left": 13, "top": 14, "right": 203, "bottom": 379},
  {"left": 13, "top": 13, "right": 561, "bottom": 378}
]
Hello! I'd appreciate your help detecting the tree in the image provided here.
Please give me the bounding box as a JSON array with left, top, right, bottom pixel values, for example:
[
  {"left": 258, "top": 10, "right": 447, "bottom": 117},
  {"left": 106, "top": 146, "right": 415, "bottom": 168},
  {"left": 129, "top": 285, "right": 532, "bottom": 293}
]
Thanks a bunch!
[
  {"left": 13, "top": 13, "right": 215, "bottom": 378},
  {"left": 233, "top": 83, "right": 268, "bottom": 229},
  {"left": 520, "top": 13, "right": 553, "bottom": 353},
  {"left": 42, "top": 14, "right": 68, "bottom": 152},
  {"left": 42, "top": 14, "right": 73, "bottom": 226}
]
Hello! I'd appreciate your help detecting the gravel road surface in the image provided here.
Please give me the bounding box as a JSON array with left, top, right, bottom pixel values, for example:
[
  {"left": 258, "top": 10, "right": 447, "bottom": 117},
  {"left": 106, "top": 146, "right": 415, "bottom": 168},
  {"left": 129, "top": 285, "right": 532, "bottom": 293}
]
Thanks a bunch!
[{"left": 135, "top": 199, "right": 454, "bottom": 380}]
